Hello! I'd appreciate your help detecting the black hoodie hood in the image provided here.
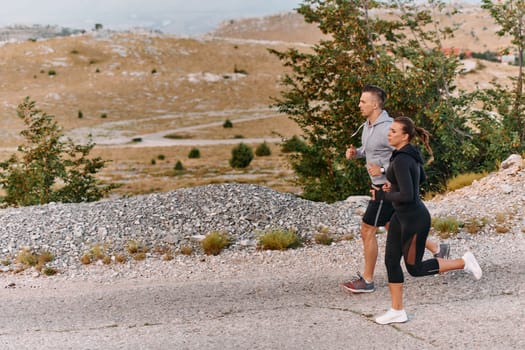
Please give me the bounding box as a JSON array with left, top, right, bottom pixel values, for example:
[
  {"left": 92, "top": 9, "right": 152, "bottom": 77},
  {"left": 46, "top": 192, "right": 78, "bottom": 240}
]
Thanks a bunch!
[
  {"left": 392, "top": 144, "right": 425, "bottom": 164},
  {"left": 391, "top": 144, "right": 427, "bottom": 184}
]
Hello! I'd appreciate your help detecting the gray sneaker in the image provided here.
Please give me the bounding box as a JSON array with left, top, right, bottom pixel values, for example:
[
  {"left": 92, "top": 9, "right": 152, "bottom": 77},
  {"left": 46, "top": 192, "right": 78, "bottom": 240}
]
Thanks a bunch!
[
  {"left": 434, "top": 243, "right": 450, "bottom": 259},
  {"left": 341, "top": 272, "right": 375, "bottom": 293}
]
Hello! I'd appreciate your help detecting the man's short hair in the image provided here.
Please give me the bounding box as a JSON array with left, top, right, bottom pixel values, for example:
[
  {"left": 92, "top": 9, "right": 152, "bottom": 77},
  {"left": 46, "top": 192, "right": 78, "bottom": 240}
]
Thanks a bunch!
[{"left": 362, "top": 84, "right": 386, "bottom": 108}]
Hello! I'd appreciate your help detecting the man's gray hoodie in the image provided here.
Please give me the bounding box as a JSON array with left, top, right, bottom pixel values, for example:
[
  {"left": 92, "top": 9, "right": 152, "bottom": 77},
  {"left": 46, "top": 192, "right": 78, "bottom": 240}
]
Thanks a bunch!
[{"left": 355, "top": 110, "right": 394, "bottom": 184}]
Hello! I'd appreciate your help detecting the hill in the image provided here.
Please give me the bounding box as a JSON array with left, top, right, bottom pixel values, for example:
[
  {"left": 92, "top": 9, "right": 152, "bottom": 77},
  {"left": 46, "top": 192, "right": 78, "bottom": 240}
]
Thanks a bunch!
[{"left": 0, "top": 4, "right": 519, "bottom": 196}]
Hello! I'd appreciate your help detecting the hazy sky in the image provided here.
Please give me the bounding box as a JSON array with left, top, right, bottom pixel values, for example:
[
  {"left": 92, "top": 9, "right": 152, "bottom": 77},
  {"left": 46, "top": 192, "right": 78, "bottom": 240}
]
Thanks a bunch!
[{"left": 1, "top": 0, "right": 303, "bottom": 35}]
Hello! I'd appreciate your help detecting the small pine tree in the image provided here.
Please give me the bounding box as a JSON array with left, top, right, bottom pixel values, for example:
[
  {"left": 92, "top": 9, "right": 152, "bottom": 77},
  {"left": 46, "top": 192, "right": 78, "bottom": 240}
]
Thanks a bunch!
[
  {"left": 223, "top": 119, "right": 233, "bottom": 128},
  {"left": 255, "top": 142, "right": 272, "bottom": 156},
  {"left": 188, "top": 148, "right": 201, "bottom": 159},
  {"left": 174, "top": 160, "right": 184, "bottom": 171},
  {"left": 230, "top": 143, "right": 253, "bottom": 168}
]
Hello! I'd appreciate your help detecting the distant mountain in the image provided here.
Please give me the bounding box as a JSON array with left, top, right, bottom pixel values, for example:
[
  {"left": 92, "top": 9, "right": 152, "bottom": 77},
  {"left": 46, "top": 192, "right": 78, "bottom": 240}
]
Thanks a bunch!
[{"left": 0, "top": 24, "right": 85, "bottom": 43}]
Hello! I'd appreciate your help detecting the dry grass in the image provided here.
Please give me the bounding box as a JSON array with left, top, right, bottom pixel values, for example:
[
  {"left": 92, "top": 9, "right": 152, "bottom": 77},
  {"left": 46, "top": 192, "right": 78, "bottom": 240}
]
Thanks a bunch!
[
  {"left": 201, "top": 231, "right": 231, "bottom": 256},
  {"left": 432, "top": 217, "right": 461, "bottom": 239},
  {"left": 257, "top": 228, "right": 302, "bottom": 251},
  {"left": 446, "top": 172, "right": 488, "bottom": 192}
]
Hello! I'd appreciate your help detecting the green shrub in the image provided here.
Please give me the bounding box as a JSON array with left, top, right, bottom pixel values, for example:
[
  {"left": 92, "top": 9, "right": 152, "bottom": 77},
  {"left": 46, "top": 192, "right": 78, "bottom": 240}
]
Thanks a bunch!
[
  {"left": 201, "top": 231, "right": 231, "bottom": 255},
  {"left": 174, "top": 160, "right": 184, "bottom": 171},
  {"left": 78, "top": 110, "right": 83, "bottom": 119},
  {"left": 188, "top": 148, "right": 201, "bottom": 159},
  {"left": 0, "top": 98, "right": 115, "bottom": 206},
  {"left": 48, "top": 70, "right": 56, "bottom": 76},
  {"left": 230, "top": 143, "right": 253, "bottom": 168},
  {"left": 157, "top": 154, "right": 165, "bottom": 160},
  {"left": 255, "top": 142, "right": 272, "bottom": 157},
  {"left": 100, "top": 113, "right": 107, "bottom": 119},
  {"left": 281, "top": 135, "right": 306, "bottom": 153},
  {"left": 258, "top": 228, "right": 302, "bottom": 250},
  {"left": 223, "top": 119, "right": 233, "bottom": 128}
]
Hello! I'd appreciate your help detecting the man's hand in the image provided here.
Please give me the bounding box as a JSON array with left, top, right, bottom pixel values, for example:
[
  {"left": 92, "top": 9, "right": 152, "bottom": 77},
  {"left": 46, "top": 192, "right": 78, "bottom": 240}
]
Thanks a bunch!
[
  {"left": 366, "top": 162, "right": 382, "bottom": 177},
  {"left": 346, "top": 145, "right": 357, "bottom": 159},
  {"left": 370, "top": 185, "right": 380, "bottom": 200}
]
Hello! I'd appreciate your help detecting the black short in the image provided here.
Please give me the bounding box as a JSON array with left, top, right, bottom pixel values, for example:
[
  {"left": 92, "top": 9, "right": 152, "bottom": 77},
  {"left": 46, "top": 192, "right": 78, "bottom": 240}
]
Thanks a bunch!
[{"left": 362, "top": 186, "right": 394, "bottom": 227}]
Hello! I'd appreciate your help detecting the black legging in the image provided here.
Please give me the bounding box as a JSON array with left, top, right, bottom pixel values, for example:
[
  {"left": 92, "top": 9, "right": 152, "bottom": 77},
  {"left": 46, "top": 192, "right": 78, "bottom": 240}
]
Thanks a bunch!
[{"left": 385, "top": 204, "right": 439, "bottom": 283}]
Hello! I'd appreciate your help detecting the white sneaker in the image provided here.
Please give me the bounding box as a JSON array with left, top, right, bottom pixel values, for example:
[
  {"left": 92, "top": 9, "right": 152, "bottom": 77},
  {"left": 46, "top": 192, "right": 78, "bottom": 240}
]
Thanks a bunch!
[
  {"left": 375, "top": 308, "right": 408, "bottom": 325},
  {"left": 463, "top": 252, "right": 482, "bottom": 280}
]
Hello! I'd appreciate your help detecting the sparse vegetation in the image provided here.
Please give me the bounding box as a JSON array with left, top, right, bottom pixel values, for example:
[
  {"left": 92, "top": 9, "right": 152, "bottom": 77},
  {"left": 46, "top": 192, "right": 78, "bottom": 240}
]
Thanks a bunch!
[
  {"left": 230, "top": 143, "right": 253, "bottom": 168},
  {"left": 174, "top": 160, "right": 184, "bottom": 171},
  {"left": 15, "top": 248, "right": 54, "bottom": 272},
  {"left": 432, "top": 217, "right": 461, "bottom": 239},
  {"left": 257, "top": 228, "right": 302, "bottom": 250},
  {"left": 201, "top": 231, "right": 231, "bottom": 255},
  {"left": 48, "top": 69, "right": 56, "bottom": 76},
  {"left": 223, "top": 119, "right": 233, "bottom": 128},
  {"left": 314, "top": 231, "right": 333, "bottom": 245},
  {"left": 255, "top": 142, "right": 272, "bottom": 157},
  {"left": 464, "top": 217, "right": 487, "bottom": 234},
  {"left": 233, "top": 65, "right": 248, "bottom": 75},
  {"left": 188, "top": 148, "right": 201, "bottom": 159},
  {"left": 446, "top": 172, "right": 488, "bottom": 191},
  {"left": 179, "top": 245, "right": 193, "bottom": 255}
]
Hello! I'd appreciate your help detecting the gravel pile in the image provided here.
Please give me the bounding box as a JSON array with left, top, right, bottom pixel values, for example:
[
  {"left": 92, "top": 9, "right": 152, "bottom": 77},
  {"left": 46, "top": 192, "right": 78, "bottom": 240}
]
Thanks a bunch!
[{"left": 0, "top": 154, "right": 523, "bottom": 276}]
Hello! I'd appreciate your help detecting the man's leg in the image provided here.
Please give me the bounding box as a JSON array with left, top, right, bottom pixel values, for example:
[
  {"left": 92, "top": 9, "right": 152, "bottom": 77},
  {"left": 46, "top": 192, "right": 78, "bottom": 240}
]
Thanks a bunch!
[
  {"left": 361, "top": 222, "right": 379, "bottom": 282},
  {"left": 341, "top": 221, "right": 378, "bottom": 293}
]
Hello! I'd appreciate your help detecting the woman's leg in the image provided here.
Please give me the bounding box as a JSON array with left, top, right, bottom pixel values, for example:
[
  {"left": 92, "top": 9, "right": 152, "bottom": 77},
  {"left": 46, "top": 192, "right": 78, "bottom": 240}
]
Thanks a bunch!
[
  {"left": 389, "top": 282, "right": 403, "bottom": 310},
  {"left": 376, "top": 214, "right": 408, "bottom": 325},
  {"left": 437, "top": 258, "right": 464, "bottom": 272}
]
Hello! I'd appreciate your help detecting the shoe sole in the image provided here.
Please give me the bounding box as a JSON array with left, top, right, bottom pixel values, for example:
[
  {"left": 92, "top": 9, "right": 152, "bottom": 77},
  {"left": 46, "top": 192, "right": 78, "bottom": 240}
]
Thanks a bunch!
[
  {"left": 340, "top": 283, "right": 375, "bottom": 293},
  {"left": 375, "top": 316, "right": 408, "bottom": 325}
]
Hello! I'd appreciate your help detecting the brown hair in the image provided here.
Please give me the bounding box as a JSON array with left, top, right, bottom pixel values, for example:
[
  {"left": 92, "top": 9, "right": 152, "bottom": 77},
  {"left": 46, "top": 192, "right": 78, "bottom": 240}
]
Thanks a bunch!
[
  {"left": 394, "top": 116, "right": 434, "bottom": 164},
  {"left": 362, "top": 84, "right": 386, "bottom": 109}
]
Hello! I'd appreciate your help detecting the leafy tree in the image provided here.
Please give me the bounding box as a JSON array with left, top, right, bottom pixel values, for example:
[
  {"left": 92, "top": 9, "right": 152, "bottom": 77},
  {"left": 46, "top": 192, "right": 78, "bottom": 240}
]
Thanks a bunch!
[
  {"left": 270, "top": 0, "right": 479, "bottom": 202},
  {"left": 479, "top": 0, "right": 525, "bottom": 150},
  {"left": 0, "top": 98, "right": 115, "bottom": 206}
]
